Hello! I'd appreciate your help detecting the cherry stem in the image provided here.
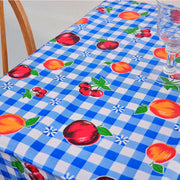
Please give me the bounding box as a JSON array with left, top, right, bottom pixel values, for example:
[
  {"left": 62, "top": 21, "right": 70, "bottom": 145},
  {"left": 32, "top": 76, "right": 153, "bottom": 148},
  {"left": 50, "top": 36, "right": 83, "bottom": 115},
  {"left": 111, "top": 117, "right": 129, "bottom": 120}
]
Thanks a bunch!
[
  {"left": 24, "top": 166, "right": 30, "bottom": 174},
  {"left": 11, "top": 156, "right": 17, "bottom": 161},
  {"left": 149, "top": 162, "right": 154, "bottom": 166},
  {"left": 172, "top": 81, "right": 180, "bottom": 84},
  {"left": 164, "top": 83, "right": 180, "bottom": 86},
  {"left": 31, "top": 92, "right": 36, "bottom": 96},
  {"left": 97, "top": 124, "right": 103, "bottom": 128}
]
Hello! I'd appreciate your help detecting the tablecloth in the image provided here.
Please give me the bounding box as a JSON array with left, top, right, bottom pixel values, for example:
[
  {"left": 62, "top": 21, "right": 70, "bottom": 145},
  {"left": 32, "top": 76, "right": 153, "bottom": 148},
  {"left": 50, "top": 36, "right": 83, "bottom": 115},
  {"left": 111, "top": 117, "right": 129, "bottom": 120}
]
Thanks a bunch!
[{"left": 0, "top": 0, "right": 180, "bottom": 179}]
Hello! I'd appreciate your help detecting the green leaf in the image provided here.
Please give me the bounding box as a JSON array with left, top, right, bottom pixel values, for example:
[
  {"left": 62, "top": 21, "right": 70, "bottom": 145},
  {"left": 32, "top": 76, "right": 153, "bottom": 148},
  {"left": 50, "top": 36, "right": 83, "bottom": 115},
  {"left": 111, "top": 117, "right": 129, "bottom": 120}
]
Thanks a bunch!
[
  {"left": 133, "top": 26, "right": 139, "bottom": 31},
  {"left": 91, "top": 77, "right": 100, "bottom": 85},
  {"left": 31, "top": 69, "right": 39, "bottom": 76},
  {"left": 152, "top": 163, "right": 164, "bottom": 174},
  {"left": 135, "top": 105, "right": 148, "bottom": 114},
  {"left": 98, "top": 77, "right": 106, "bottom": 86},
  {"left": 175, "top": 58, "right": 180, "bottom": 63},
  {"left": 97, "top": 126, "right": 113, "bottom": 136},
  {"left": 124, "top": 26, "right": 139, "bottom": 34},
  {"left": 22, "top": 89, "right": 32, "bottom": 99},
  {"left": 25, "top": 89, "right": 30, "bottom": 94},
  {"left": 25, "top": 117, "right": 40, "bottom": 128},
  {"left": 11, "top": 161, "right": 17, "bottom": 167},
  {"left": 11, "top": 160, "right": 24, "bottom": 173},
  {"left": 50, "top": 38, "right": 57, "bottom": 43},
  {"left": 163, "top": 85, "right": 171, "bottom": 90},
  {"left": 160, "top": 76, "right": 170, "bottom": 83},
  {"left": 124, "top": 28, "right": 136, "bottom": 34},
  {"left": 106, "top": 7, "right": 113, "bottom": 13},
  {"left": 101, "top": 85, "right": 112, "bottom": 91},
  {"left": 26, "top": 93, "right": 32, "bottom": 99},
  {"left": 97, "top": 38, "right": 107, "bottom": 42},
  {"left": 64, "top": 61, "right": 73, "bottom": 67},
  {"left": 141, "top": 12, "right": 149, "bottom": 16},
  {"left": 132, "top": 1, "right": 139, "bottom": 4},
  {"left": 104, "top": 62, "right": 113, "bottom": 65},
  {"left": 170, "top": 85, "right": 179, "bottom": 91},
  {"left": 22, "top": 93, "right": 27, "bottom": 98},
  {"left": 15, "top": 160, "right": 24, "bottom": 173}
]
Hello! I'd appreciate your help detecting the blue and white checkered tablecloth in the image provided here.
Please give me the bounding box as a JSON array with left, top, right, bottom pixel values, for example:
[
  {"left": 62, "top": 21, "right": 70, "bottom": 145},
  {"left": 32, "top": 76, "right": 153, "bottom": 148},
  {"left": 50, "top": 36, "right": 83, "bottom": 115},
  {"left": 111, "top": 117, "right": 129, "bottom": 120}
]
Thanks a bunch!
[
  {"left": 0, "top": 151, "right": 61, "bottom": 180},
  {"left": 1, "top": 0, "right": 180, "bottom": 179}
]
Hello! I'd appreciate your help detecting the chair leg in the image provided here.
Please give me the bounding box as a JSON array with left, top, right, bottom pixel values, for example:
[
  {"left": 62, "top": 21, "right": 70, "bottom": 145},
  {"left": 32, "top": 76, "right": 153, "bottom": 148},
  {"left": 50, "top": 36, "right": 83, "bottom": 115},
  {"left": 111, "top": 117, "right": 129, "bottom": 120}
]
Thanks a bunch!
[
  {"left": 0, "top": 0, "right": 9, "bottom": 75},
  {"left": 9, "top": 0, "right": 36, "bottom": 56}
]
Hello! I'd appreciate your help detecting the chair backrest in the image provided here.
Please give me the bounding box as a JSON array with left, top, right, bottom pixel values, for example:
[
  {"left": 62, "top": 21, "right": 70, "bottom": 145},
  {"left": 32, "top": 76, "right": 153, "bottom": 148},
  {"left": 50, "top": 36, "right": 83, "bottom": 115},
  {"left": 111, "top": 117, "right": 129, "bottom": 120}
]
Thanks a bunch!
[{"left": 0, "top": 0, "right": 36, "bottom": 75}]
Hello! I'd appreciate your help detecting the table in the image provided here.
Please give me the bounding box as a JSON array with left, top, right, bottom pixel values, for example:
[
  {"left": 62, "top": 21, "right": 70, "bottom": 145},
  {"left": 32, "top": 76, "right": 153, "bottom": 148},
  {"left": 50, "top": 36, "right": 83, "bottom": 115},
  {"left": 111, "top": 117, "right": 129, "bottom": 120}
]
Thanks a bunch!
[{"left": 1, "top": 0, "right": 180, "bottom": 179}]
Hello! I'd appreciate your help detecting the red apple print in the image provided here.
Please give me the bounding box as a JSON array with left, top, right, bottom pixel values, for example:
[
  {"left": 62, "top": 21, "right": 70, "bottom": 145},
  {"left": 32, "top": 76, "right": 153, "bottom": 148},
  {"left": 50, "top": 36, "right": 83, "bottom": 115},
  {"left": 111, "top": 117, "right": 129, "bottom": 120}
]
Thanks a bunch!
[
  {"left": 96, "top": 176, "right": 115, "bottom": 180},
  {"left": 97, "top": 39, "right": 119, "bottom": 50},
  {"left": 8, "top": 65, "right": 31, "bottom": 79},
  {"left": 79, "top": 87, "right": 92, "bottom": 96},
  {"left": 91, "top": 90, "right": 104, "bottom": 97},
  {"left": 55, "top": 32, "right": 80, "bottom": 46},
  {"left": 8, "top": 65, "right": 39, "bottom": 79},
  {"left": 63, "top": 120, "right": 112, "bottom": 146},
  {"left": 24, "top": 162, "right": 39, "bottom": 173}
]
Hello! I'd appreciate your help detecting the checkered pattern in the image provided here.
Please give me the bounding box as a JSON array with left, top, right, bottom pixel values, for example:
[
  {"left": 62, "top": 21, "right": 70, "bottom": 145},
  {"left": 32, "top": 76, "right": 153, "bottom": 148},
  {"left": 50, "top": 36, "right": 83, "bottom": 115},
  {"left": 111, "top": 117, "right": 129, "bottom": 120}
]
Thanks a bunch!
[
  {"left": 0, "top": 151, "right": 60, "bottom": 180},
  {"left": 0, "top": 0, "right": 180, "bottom": 179}
]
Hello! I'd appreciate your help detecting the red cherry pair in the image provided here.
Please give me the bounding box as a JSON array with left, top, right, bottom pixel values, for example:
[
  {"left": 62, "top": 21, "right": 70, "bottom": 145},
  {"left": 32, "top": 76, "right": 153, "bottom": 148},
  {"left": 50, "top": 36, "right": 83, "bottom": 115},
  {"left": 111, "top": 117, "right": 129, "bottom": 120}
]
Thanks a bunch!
[
  {"left": 25, "top": 162, "right": 44, "bottom": 180},
  {"left": 135, "top": 28, "right": 151, "bottom": 38},
  {"left": 32, "top": 87, "right": 47, "bottom": 98},
  {"left": 96, "top": 7, "right": 106, "bottom": 13},
  {"left": 79, "top": 82, "right": 104, "bottom": 97}
]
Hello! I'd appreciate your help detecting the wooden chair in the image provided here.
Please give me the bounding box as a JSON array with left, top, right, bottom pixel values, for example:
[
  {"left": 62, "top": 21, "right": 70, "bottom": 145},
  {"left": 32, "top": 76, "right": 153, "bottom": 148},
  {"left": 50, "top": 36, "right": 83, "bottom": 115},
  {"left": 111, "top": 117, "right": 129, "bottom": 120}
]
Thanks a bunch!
[{"left": 0, "top": 0, "right": 36, "bottom": 75}]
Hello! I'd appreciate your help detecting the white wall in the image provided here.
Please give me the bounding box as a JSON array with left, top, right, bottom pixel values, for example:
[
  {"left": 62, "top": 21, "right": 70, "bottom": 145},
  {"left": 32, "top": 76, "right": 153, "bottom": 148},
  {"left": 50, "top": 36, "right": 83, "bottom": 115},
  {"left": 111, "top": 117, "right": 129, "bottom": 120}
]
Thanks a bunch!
[{"left": 0, "top": 0, "right": 179, "bottom": 77}]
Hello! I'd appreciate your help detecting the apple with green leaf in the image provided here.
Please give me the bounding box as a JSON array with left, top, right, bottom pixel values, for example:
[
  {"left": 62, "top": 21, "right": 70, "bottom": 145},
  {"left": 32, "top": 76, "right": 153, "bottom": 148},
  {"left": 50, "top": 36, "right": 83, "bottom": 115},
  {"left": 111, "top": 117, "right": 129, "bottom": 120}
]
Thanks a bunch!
[
  {"left": 8, "top": 65, "right": 38, "bottom": 79},
  {"left": 63, "top": 120, "right": 113, "bottom": 146},
  {"left": 51, "top": 32, "right": 80, "bottom": 46}
]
